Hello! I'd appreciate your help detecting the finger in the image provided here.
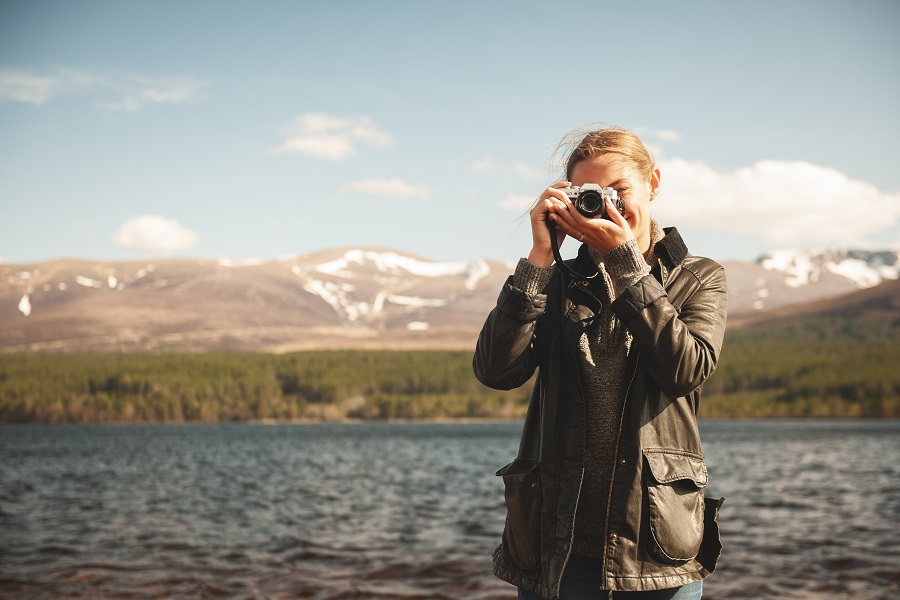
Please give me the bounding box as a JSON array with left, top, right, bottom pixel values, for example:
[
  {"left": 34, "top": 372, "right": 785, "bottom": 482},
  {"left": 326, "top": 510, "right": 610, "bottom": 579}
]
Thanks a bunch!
[
  {"left": 544, "top": 186, "right": 571, "bottom": 205},
  {"left": 605, "top": 198, "right": 629, "bottom": 229},
  {"left": 531, "top": 197, "right": 557, "bottom": 218},
  {"left": 548, "top": 212, "right": 579, "bottom": 239},
  {"left": 553, "top": 196, "right": 585, "bottom": 230}
]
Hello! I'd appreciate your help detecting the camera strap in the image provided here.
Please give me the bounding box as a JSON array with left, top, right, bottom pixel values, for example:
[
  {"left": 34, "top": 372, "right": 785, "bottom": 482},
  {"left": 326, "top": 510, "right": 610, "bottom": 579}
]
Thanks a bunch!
[{"left": 547, "top": 220, "right": 599, "bottom": 283}]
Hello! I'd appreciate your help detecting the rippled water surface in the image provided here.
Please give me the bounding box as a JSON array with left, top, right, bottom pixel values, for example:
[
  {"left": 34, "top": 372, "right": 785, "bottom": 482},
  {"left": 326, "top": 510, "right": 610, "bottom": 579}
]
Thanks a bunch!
[{"left": 1, "top": 420, "right": 897, "bottom": 599}]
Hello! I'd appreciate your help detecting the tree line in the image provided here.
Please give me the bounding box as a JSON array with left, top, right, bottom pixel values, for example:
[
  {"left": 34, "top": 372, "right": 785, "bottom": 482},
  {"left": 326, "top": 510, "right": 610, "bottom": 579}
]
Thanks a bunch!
[{"left": 1, "top": 319, "right": 897, "bottom": 423}]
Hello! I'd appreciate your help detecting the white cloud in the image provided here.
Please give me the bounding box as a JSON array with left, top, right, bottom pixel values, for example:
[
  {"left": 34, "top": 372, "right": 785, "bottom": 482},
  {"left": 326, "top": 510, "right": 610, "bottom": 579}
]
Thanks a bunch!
[
  {"left": 499, "top": 193, "right": 536, "bottom": 211},
  {"left": 656, "top": 129, "right": 683, "bottom": 143},
  {"left": 98, "top": 74, "right": 206, "bottom": 112},
  {"left": 0, "top": 66, "right": 205, "bottom": 111},
  {"left": 653, "top": 158, "right": 900, "bottom": 247},
  {"left": 112, "top": 215, "right": 200, "bottom": 255},
  {"left": 342, "top": 178, "right": 431, "bottom": 200},
  {"left": 634, "top": 127, "right": 683, "bottom": 159},
  {"left": 513, "top": 163, "right": 545, "bottom": 180},
  {"left": 472, "top": 156, "right": 544, "bottom": 180},
  {"left": 636, "top": 127, "right": 683, "bottom": 144},
  {"left": 0, "top": 68, "right": 60, "bottom": 104},
  {"left": 272, "top": 113, "right": 393, "bottom": 160},
  {"left": 472, "top": 157, "right": 497, "bottom": 172}
]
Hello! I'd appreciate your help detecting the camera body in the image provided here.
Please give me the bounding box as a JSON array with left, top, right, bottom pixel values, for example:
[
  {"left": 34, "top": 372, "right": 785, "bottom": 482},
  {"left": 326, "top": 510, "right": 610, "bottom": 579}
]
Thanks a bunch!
[{"left": 564, "top": 184, "right": 625, "bottom": 219}]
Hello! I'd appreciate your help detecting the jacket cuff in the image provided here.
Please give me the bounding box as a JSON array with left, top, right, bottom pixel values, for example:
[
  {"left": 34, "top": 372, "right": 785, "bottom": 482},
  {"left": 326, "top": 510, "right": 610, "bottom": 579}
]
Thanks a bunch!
[
  {"left": 603, "top": 239, "right": 651, "bottom": 295},
  {"left": 497, "top": 276, "right": 547, "bottom": 322},
  {"left": 511, "top": 258, "right": 552, "bottom": 296}
]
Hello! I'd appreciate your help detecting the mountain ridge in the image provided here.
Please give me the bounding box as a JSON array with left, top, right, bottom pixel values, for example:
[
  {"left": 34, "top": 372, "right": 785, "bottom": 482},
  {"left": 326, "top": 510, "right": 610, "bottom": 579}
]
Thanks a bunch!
[{"left": 2, "top": 247, "right": 897, "bottom": 353}]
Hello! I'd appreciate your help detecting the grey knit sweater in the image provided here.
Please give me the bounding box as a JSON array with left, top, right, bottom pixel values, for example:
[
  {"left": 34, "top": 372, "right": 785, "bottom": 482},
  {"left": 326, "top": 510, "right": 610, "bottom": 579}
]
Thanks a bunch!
[{"left": 511, "top": 221, "right": 662, "bottom": 559}]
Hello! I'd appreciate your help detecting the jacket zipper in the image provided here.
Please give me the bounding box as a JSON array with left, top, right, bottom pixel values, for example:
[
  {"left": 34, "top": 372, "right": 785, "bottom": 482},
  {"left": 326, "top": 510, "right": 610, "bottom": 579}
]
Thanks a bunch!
[
  {"left": 557, "top": 342, "right": 587, "bottom": 600},
  {"left": 599, "top": 356, "right": 639, "bottom": 586},
  {"left": 600, "top": 257, "right": 663, "bottom": 584}
]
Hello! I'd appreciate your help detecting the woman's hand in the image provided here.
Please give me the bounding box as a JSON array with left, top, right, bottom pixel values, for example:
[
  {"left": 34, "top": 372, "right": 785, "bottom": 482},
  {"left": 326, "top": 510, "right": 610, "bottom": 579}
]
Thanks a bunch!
[
  {"left": 549, "top": 195, "right": 635, "bottom": 255},
  {"left": 527, "top": 182, "right": 571, "bottom": 267}
]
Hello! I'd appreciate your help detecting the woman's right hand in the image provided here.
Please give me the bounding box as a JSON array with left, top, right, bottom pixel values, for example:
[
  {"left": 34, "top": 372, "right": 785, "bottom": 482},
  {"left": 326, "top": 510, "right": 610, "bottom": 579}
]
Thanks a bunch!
[{"left": 527, "top": 182, "right": 571, "bottom": 268}]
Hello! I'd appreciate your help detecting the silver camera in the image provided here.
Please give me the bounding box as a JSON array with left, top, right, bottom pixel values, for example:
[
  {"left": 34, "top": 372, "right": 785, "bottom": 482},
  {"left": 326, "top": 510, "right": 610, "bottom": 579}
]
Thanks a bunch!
[{"left": 565, "top": 184, "right": 625, "bottom": 219}]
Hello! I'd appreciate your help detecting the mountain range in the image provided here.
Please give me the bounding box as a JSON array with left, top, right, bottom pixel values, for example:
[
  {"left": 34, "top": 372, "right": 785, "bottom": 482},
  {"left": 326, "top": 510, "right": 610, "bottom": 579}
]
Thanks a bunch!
[{"left": 2, "top": 247, "right": 898, "bottom": 353}]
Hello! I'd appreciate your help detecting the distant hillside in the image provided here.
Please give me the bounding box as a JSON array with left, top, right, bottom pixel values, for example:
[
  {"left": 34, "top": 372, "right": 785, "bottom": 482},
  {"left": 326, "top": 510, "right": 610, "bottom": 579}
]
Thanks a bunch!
[
  {"left": 701, "top": 277, "right": 900, "bottom": 418},
  {"left": 2, "top": 272, "right": 898, "bottom": 423},
  {"left": 727, "top": 277, "right": 900, "bottom": 340},
  {"left": 2, "top": 247, "right": 897, "bottom": 353}
]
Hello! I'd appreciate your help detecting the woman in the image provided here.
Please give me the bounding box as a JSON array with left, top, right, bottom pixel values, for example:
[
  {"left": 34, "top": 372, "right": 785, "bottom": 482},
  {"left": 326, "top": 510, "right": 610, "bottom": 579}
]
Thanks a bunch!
[{"left": 473, "top": 126, "right": 727, "bottom": 600}]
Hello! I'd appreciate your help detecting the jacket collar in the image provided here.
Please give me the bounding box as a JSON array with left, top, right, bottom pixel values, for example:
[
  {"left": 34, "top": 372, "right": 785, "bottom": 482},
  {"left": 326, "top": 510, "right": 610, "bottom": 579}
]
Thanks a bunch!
[
  {"left": 562, "top": 227, "right": 690, "bottom": 316},
  {"left": 569, "top": 226, "right": 690, "bottom": 274},
  {"left": 654, "top": 227, "right": 689, "bottom": 269}
]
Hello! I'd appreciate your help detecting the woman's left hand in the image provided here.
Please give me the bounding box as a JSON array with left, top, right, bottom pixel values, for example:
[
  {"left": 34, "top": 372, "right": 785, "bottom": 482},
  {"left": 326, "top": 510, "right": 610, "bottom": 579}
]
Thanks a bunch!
[{"left": 548, "top": 196, "right": 635, "bottom": 254}]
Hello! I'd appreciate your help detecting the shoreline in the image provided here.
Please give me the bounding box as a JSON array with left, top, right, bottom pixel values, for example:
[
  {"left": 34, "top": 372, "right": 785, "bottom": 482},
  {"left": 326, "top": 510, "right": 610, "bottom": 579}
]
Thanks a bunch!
[{"left": 2, "top": 415, "right": 898, "bottom": 426}]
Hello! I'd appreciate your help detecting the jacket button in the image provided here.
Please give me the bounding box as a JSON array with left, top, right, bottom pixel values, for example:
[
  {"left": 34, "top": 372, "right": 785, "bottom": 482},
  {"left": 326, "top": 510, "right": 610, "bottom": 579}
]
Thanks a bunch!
[{"left": 620, "top": 458, "right": 626, "bottom": 465}]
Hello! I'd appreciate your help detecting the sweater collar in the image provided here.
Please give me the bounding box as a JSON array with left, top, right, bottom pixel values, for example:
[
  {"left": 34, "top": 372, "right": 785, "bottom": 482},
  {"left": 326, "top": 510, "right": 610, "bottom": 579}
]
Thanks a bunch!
[
  {"left": 575, "top": 223, "right": 689, "bottom": 273},
  {"left": 583, "top": 219, "right": 672, "bottom": 267}
]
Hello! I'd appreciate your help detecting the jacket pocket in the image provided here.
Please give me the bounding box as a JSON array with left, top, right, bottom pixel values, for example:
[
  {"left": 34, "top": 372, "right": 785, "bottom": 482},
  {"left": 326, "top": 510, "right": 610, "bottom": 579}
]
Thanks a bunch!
[
  {"left": 496, "top": 458, "right": 542, "bottom": 569},
  {"left": 643, "top": 449, "right": 708, "bottom": 563}
]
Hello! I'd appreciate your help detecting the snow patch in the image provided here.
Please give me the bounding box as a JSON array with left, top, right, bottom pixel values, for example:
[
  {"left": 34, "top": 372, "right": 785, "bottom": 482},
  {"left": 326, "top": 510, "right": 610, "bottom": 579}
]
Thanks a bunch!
[
  {"left": 463, "top": 258, "right": 490, "bottom": 290},
  {"left": 407, "top": 321, "right": 430, "bottom": 331},
  {"left": 826, "top": 258, "right": 889, "bottom": 288},
  {"left": 108, "top": 275, "right": 118, "bottom": 289},
  {"left": 313, "top": 249, "right": 490, "bottom": 289},
  {"left": 18, "top": 294, "right": 31, "bottom": 316},
  {"left": 118, "top": 265, "right": 156, "bottom": 288},
  {"left": 760, "top": 248, "right": 900, "bottom": 289},
  {"left": 761, "top": 250, "right": 818, "bottom": 287},
  {"left": 76, "top": 275, "right": 103, "bottom": 288},
  {"left": 218, "top": 258, "right": 266, "bottom": 267},
  {"left": 314, "top": 257, "right": 359, "bottom": 278},
  {"left": 387, "top": 295, "right": 450, "bottom": 308},
  {"left": 7, "top": 272, "right": 33, "bottom": 285},
  {"left": 303, "top": 277, "right": 368, "bottom": 321}
]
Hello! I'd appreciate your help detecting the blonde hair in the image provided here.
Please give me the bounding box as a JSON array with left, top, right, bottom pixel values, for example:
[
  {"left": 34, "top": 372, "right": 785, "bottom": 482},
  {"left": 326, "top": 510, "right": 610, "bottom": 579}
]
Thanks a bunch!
[{"left": 553, "top": 125, "right": 655, "bottom": 182}]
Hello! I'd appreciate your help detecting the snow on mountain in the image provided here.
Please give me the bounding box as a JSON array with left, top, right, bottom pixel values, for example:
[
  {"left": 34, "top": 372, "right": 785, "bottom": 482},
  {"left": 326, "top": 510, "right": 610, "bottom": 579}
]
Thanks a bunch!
[
  {"left": 293, "top": 249, "right": 491, "bottom": 326},
  {"left": 2, "top": 246, "right": 898, "bottom": 352},
  {"left": 312, "top": 249, "right": 490, "bottom": 290},
  {"left": 75, "top": 275, "right": 103, "bottom": 288},
  {"left": 18, "top": 294, "right": 31, "bottom": 316},
  {"left": 760, "top": 249, "right": 899, "bottom": 289}
]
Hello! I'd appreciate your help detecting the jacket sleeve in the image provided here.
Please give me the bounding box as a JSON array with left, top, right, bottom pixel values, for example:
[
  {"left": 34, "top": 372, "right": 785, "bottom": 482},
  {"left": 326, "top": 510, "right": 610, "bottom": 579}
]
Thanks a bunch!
[
  {"left": 611, "top": 260, "right": 727, "bottom": 398},
  {"left": 473, "top": 276, "right": 547, "bottom": 390}
]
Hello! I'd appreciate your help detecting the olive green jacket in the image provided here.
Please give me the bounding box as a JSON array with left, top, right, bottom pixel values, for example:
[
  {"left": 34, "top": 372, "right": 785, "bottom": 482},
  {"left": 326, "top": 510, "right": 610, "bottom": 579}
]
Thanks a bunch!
[{"left": 473, "top": 228, "right": 727, "bottom": 598}]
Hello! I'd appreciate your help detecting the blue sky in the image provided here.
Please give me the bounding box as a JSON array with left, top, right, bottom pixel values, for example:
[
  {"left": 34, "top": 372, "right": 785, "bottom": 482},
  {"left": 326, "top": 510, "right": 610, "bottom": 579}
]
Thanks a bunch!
[{"left": 1, "top": 0, "right": 898, "bottom": 265}]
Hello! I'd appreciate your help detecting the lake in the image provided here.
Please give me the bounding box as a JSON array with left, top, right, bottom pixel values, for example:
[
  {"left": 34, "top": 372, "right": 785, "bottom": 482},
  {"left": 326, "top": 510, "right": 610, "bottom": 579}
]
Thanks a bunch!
[{"left": 0, "top": 420, "right": 897, "bottom": 599}]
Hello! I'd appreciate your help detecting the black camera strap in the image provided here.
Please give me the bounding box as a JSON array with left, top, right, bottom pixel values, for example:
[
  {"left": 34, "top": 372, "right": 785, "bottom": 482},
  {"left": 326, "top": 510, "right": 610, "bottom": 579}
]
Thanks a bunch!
[{"left": 547, "top": 220, "right": 599, "bottom": 283}]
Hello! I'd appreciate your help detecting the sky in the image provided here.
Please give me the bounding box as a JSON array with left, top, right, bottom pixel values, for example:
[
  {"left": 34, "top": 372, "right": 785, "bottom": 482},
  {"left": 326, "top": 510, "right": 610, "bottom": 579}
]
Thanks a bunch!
[{"left": 1, "top": 0, "right": 899, "bottom": 266}]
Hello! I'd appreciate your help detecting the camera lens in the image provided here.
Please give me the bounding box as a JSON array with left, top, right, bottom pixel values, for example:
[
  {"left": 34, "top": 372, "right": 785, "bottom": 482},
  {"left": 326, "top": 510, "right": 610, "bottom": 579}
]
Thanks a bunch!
[{"left": 576, "top": 190, "right": 605, "bottom": 218}]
